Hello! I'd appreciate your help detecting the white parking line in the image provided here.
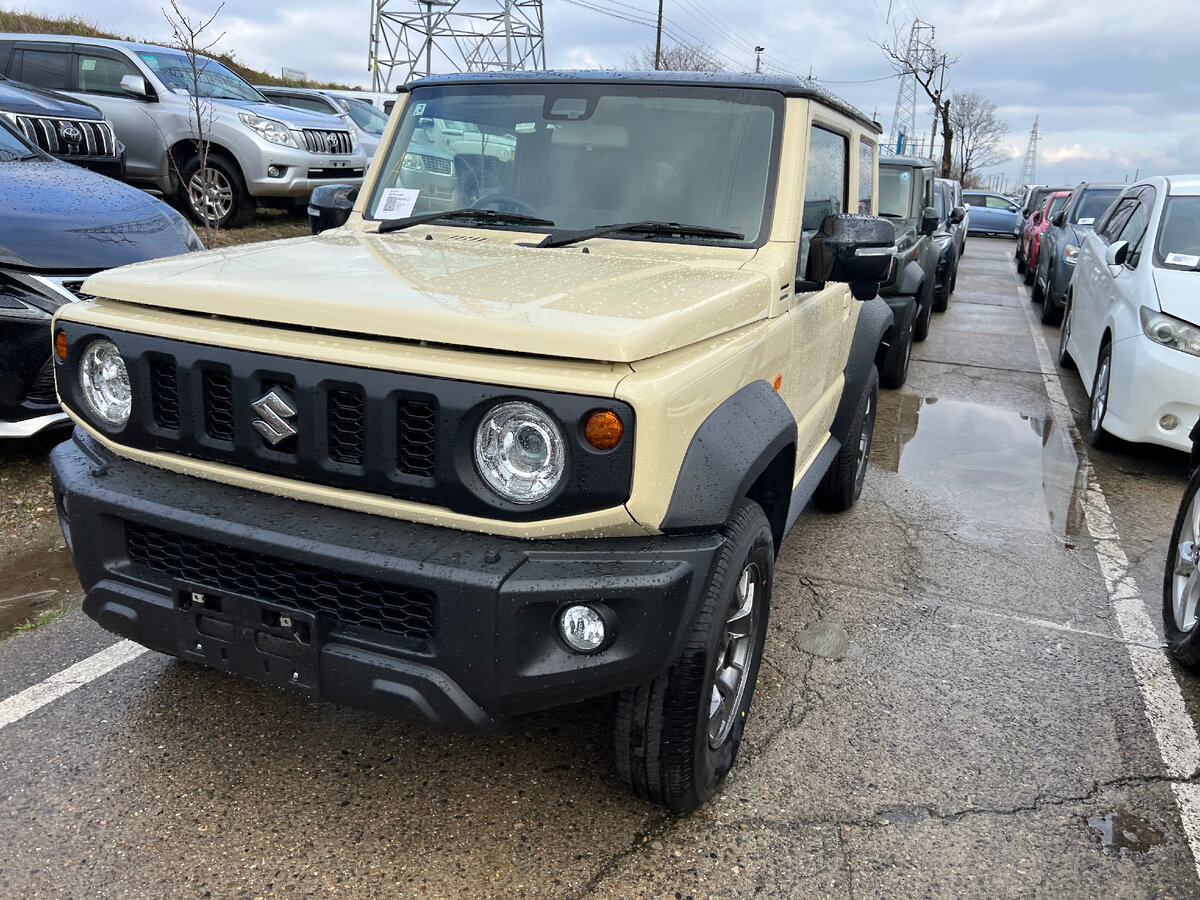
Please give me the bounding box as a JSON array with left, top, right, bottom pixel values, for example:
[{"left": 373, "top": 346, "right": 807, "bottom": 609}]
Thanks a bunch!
[
  {"left": 1019, "top": 283, "right": 1200, "bottom": 877},
  {"left": 0, "top": 640, "right": 147, "bottom": 731}
]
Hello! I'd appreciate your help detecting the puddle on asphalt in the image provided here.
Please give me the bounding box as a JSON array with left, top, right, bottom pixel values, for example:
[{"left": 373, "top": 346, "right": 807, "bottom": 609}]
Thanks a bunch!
[
  {"left": 872, "top": 395, "right": 1088, "bottom": 545},
  {"left": 1085, "top": 809, "right": 1166, "bottom": 856},
  {"left": 0, "top": 546, "right": 80, "bottom": 638}
]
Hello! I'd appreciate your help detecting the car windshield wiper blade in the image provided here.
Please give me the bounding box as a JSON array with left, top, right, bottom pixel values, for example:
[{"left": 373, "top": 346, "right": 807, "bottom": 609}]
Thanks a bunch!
[
  {"left": 377, "top": 207, "right": 555, "bottom": 234},
  {"left": 537, "top": 220, "right": 744, "bottom": 249}
]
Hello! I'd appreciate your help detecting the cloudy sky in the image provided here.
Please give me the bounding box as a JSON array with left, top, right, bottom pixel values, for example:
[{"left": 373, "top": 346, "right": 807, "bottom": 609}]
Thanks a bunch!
[{"left": 20, "top": 0, "right": 1200, "bottom": 189}]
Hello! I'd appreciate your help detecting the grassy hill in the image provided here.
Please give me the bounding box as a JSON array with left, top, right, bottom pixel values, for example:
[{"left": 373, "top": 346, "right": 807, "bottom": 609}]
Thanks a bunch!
[{"left": 0, "top": 9, "right": 359, "bottom": 89}]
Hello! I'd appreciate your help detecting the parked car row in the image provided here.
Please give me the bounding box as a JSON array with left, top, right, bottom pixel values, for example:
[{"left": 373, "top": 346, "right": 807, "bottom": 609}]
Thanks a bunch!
[{"left": 873, "top": 156, "right": 967, "bottom": 388}]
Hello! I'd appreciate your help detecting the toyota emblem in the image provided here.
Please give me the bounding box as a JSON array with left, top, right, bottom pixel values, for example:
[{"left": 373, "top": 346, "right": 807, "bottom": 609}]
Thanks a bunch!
[{"left": 59, "top": 122, "right": 83, "bottom": 144}]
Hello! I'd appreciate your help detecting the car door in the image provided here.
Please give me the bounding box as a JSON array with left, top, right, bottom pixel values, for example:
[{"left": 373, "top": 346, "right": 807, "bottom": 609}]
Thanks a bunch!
[
  {"left": 1071, "top": 197, "right": 1137, "bottom": 383},
  {"left": 69, "top": 46, "right": 166, "bottom": 180}
]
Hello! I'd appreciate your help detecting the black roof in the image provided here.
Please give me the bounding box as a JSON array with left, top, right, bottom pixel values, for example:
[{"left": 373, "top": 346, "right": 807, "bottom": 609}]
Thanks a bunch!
[{"left": 404, "top": 70, "right": 880, "bottom": 133}]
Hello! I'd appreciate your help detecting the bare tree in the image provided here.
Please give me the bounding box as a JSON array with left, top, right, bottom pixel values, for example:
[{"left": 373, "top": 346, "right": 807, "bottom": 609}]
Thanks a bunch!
[
  {"left": 875, "top": 26, "right": 956, "bottom": 178},
  {"left": 626, "top": 43, "right": 724, "bottom": 72},
  {"left": 950, "top": 90, "right": 1010, "bottom": 188},
  {"left": 163, "top": 0, "right": 225, "bottom": 247}
]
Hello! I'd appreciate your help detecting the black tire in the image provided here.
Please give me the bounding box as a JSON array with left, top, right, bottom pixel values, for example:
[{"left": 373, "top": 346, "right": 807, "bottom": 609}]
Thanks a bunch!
[
  {"left": 912, "top": 279, "right": 934, "bottom": 342},
  {"left": 1023, "top": 260, "right": 1035, "bottom": 285},
  {"left": 813, "top": 365, "right": 878, "bottom": 512},
  {"left": 1031, "top": 266, "right": 1045, "bottom": 304},
  {"left": 1164, "top": 470, "right": 1200, "bottom": 670},
  {"left": 612, "top": 498, "right": 773, "bottom": 812},
  {"left": 1039, "top": 283, "right": 1064, "bottom": 325},
  {"left": 179, "top": 153, "right": 255, "bottom": 229},
  {"left": 880, "top": 300, "right": 915, "bottom": 389},
  {"left": 949, "top": 262, "right": 958, "bottom": 294},
  {"left": 1087, "top": 341, "right": 1114, "bottom": 449},
  {"left": 932, "top": 264, "right": 951, "bottom": 312},
  {"left": 1015, "top": 246, "right": 1025, "bottom": 272},
  {"left": 1057, "top": 295, "right": 1076, "bottom": 369},
  {"left": 959, "top": 238, "right": 965, "bottom": 258}
]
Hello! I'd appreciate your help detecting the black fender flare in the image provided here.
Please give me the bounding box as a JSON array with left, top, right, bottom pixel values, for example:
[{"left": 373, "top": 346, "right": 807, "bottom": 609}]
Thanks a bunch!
[
  {"left": 660, "top": 381, "right": 797, "bottom": 534},
  {"left": 831, "top": 295, "right": 892, "bottom": 446}
]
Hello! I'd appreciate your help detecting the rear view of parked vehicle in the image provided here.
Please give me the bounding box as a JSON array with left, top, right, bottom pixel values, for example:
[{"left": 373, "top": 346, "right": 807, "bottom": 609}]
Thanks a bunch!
[
  {"left": 1035, "top": 182, "right": 1124, "bottom": 324},
  {"left": 1059, "top": 176, "right": 1200, "bottom": 451}
]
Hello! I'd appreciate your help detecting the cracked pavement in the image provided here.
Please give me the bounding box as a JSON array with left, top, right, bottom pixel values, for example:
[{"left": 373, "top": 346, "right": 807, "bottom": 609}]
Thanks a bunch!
[{"left": 1, "top": 238, "right": 1199, "bottom": 897}]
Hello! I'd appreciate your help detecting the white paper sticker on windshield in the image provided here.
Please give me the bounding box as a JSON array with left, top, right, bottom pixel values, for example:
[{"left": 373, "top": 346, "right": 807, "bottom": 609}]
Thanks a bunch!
[
  {"left": 412, "top": 103, "right": 426, "bottom": 116},
  {"left": 376, "top": 188, "right": 419, "bottom": 219},
  {"left": 1167, "top": 252, "right": 1200, "bottom": 267},
  {"left": 1078, "top": 217, "right": 1095, "bottom": 225}
]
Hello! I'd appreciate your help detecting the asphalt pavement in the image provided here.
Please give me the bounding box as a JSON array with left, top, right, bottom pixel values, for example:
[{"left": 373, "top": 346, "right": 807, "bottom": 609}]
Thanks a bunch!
[{"left": 1, "top": 236, "right": 1198, "bottom": 898}]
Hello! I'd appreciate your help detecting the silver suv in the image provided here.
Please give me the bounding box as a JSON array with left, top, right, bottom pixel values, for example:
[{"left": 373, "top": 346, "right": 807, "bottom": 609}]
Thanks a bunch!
[{"left": 0, "top": 35, "right": 368, "bottom": 227}]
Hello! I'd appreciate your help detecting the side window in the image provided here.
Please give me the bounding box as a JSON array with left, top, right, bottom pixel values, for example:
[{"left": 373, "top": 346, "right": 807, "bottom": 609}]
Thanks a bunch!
[
  {"left": 857, "top": 138, "right": 873, "bottom": 214},
  {"left": 15, "top": 49, "right": 72, "bottom": 90},
  {"left": 986, "top": 195, "right": 1013, "bottom": 210},
  {"left": 933, "top": 183, "right": 946, "bottom": 218},
  {"left": 1117, "top": 203, "right": 1151, "bottom": 267},
  {"left": 77, "top": 53, "right": 140, "bottom": 97},
  {"left": 799, "top": 124, "right": 848, "bottom": 280},
  {"left": 1098, "top": 199, "right": 1136, "bottom": 242}
]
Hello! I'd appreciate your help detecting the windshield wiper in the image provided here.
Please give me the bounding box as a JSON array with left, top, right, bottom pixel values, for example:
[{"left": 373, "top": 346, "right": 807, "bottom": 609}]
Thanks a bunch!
[
  {"left": 537, "top": 220, "right": 744, "bottom": 249},
  {"left": 377, "top": 207, "right": 554, "bottom": 234}
]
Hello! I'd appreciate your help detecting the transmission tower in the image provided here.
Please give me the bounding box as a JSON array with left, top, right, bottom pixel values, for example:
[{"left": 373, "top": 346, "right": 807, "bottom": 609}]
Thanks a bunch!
[
  {"left": 1019, "top": 117, "right": 1040, "bottom": 187},
  {"left": 369, "top": 0, "right": 546, "bottom": 91},
  {"left": 885, "top": 19, "right": 935, "bottom": 156}
]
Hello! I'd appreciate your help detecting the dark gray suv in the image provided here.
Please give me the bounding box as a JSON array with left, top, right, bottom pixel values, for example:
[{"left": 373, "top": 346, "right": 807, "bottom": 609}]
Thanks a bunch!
[{"left": 1032, "top": 182, "right": 1123, "bottom": 324}]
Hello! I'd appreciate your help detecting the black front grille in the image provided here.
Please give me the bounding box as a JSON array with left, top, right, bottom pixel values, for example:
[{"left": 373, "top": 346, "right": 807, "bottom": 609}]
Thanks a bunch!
[
  {"left": 413, "top": 153, "right": 453, "bottom": 175},
  {"left": 14, "top": 115, "right": 117, "bottom": 159},
  {"left": 328, "top": 389, "right": 365, "bottom": 465},
  {"left": 149, "top": 359, "right": 180, "bottom": 429},
  {"left": 125, "top": 521, "right": 437, "bottom": 642},
  {"left": 301, "top": 128, "right": 354, "bottom": 155},
  {"left": 202, "top": 369, "right": 235, "bottom": 441}
]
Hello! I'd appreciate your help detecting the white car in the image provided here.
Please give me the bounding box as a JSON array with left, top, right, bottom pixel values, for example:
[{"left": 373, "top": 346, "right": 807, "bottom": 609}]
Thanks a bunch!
[{"left": 1059, "top": 175, "right": 1200, "bottom": 452}]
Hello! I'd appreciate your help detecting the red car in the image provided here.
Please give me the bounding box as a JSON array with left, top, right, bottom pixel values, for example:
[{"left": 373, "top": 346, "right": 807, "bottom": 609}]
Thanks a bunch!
[{"left": 1021, "top": 190, "right": 1071, "bottom": 285}]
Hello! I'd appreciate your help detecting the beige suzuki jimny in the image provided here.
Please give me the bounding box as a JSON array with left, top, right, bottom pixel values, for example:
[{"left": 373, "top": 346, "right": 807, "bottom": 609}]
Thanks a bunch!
[{"left": 50, "top": 71, "right": 896, "bottom": 812}]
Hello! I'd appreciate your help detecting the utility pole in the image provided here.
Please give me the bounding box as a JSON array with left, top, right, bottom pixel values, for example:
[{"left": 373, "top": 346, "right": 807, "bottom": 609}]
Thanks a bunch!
[
  {"left": 654, "top": 0, "right": 663, "bottom": 70},
  {"left": 754, "top": 45, "right": 764, "bottom": 74}
]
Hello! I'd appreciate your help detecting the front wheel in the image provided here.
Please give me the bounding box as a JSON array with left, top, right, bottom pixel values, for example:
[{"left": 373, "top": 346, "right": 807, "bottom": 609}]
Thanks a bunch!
[
  {"left": 1057, "top": 296, "right": 1076, "bottom": 369},
  {"left": 1164, "top": 471, "right": 1200, "bottom": 670},
  {"left": 912, "top": 279, "right": 934, "bottom": 342},
  {"left": 880, "top": 300, "right": 915, "bottom": 389},
  {"left": 179, "top": 153, "right": 255, "bottom": 229},
  {"left": 613, "top": 498, "right": 773, "bottom": 812},
  {"left": 813, "top": 365, "right": 878, "bottom": 512},
  {"left": 1087, "top": 342, "right": 1114, "bottom": 448}
]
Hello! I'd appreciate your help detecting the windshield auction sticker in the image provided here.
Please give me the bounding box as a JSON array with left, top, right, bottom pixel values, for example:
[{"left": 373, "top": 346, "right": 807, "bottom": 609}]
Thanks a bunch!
[
  {"left": 1166, "top": 252, "right": 1200, "bottom": 267},
  {"left": 376, "top": 188, "right": 420, "bottom": 219}
]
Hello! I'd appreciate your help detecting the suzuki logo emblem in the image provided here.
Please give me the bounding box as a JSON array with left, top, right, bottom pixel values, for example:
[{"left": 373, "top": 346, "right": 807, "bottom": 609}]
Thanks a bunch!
[{"left": 251, "top": 388, "right": 298, "bottom": 445}]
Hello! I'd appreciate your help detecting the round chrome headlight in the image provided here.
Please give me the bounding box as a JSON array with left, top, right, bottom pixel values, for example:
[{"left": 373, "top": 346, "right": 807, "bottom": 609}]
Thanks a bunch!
[
  {"left": 78, "top": 339, "right": 131, "bottom": 428},
  {"left": 474, "top": 401, "right": 565, "bottom": 503}
]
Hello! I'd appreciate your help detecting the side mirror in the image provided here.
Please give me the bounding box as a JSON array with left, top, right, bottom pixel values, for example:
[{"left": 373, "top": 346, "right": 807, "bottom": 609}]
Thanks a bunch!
[
  {"left": 308, "top": 184, "right": 358, "bottom": 234},
  {"left": 808, "top": 214, "right": 896, "bottom": 301},
  {"left": 949, "top": 206, "right": 965, "bottom": 225},
  {"left": 918, "top": 206, "right": 939, "bottom": 236},
  {"left": 1032, "top": 212, "right": 1042, "bottom": 224},
  {"left": 1052, "top": 210, "right": 1067, "bottom": 228},
  {"left": 119, "top": 74, "right": 149, "bottom": 99},
  {"left": 1105, "top": 239, "right": 1129, "bottom": 270}
]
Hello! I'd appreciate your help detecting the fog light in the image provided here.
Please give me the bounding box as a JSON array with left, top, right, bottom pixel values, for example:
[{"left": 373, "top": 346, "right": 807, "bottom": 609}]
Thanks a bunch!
[
  {"left": 267, "top": 165, "right": 283, "bottom": 177},
  {"left": 1161, "top": 414, "right": 1181, "bottom": 431},
  {"left": 559, "top": 605, "right": 607, "bottom": 653}
]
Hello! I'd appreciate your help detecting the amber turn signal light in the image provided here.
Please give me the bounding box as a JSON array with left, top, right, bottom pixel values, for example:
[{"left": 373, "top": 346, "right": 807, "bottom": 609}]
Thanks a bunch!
[
  {"left": 54, "top": 329, "right": 68, "bottom": 361},
  {"left": 584, "top": 410, "right": 624, "bottom": 450}
]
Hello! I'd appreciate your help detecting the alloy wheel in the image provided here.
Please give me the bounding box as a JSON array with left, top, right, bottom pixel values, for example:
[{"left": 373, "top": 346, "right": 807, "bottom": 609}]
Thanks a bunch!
[{"left": 708, "top": 562, "right": 760, "bottom": 749}]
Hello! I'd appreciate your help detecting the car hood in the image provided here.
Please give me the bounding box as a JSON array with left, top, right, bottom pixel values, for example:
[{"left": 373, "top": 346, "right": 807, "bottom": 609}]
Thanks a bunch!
[
  {"left": 1153, "top": 267, "right": 1200, "bottom": 323},
  {"left": 83, "top": 229, "right": 770, "bottom": 363},
  {"left": 0, "top": 78, "right": 104, "bottom": 119},
  {"left": 1067, "top": 223, "right": 1095, "bottom": 245},
  {"left": 221, "top": 98, "right": 352, "bottom": 129},
  {"left": 0, "top": 160, "right": 194, "bottom": 271}
]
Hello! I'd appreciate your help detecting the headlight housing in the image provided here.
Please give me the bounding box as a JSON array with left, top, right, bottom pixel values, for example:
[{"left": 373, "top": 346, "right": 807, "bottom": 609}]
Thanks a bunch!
[
  {"left": 78, "top": 339, "right": 131, "bottom": 427},
  {"left": 238, "top": 112, "right": 300, "bottom": 148},
  {"left": 1064, "top": 244, "right": 1081, "bottom": 264},
  {"left": 1141, "top": 306, "right": 1200, "bottom": 357},
  {"left": 474, "top": 401, "right": 566, "bottom": 503}
]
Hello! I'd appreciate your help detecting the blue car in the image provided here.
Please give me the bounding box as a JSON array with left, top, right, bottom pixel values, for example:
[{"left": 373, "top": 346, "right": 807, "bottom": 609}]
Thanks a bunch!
[{"left": 963, "top": 190, "right": 1021, "bottom": 238}]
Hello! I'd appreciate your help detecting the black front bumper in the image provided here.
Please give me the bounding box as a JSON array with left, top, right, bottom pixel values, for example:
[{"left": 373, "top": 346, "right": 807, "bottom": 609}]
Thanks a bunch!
[{"left": 51, "top": 430, "right": 721, "bottom": 729}]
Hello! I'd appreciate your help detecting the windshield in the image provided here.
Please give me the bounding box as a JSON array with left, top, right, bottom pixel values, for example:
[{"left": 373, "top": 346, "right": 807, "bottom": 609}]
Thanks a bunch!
[
  {"left": 1156, "top": 197, "right": 1200, "bottom": 269},
  {"left": 344, "top": 98, "right": 388, "bottom": 134},
  {"left": 1071, "top": 188, "right": 1121, "bottom": 226},
  {"left": 878, "top": 167, "right": 914, "bottom": 218},
  {"left": 137, "top": 51, "right": 265, "bottom": 101},
  {"left": 366, "top": 82, "right": 782, "bottom": 243}
]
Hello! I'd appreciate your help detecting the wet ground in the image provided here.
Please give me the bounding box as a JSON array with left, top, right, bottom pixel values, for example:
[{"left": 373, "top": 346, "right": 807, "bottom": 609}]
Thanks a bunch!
[{"left": 1, "top": 237, "right": 1199, "bottom": 897}]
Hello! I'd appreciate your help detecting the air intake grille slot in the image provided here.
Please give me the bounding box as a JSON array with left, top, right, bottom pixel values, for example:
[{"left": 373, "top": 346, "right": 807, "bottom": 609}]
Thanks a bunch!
[
  {"left": 150, "top": 359, "right": 180, "bottom": 429},
  {"left": 126, "top": 521, "right": 437, "bottom": 641},
  {"left": 202, "top": 369, "right": 235, "bottom": 441},
  {"left": 300, "top": 128, "right": 354, "bottom": 155}
]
